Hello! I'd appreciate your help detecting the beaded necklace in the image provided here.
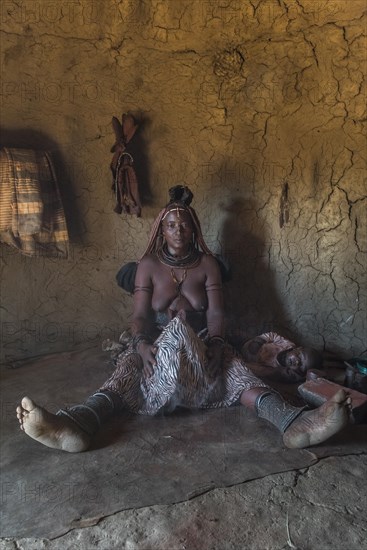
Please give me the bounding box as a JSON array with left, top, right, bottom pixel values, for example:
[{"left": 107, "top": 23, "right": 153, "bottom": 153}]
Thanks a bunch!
[
  {"left": 170, "top": 268, "right": 187, "bottom": 295},
  {"left": 156, "top": 243, "right": 201, "bottom": 268}
]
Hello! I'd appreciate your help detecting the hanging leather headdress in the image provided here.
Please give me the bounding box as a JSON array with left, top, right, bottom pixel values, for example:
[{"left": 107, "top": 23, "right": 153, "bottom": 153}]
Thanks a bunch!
[{"left": 110, "top": 113, "right": 141, "bottom": 217}]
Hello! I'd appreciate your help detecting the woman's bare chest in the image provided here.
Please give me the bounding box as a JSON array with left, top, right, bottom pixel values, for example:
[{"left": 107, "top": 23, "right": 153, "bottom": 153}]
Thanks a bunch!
[{"left": 151, "top": 265, "right": 207, "bottom": 311}]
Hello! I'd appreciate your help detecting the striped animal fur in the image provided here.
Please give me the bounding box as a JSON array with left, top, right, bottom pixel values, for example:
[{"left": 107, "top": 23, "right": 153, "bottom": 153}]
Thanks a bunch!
[{"left": 101, "top": 316, "right": 268, "bottom": 415}]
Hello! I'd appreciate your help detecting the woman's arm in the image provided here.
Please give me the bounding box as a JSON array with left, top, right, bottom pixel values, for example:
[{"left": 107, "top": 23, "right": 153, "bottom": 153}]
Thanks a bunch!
[
  {"left": 131, "top": 258, "right": 157, "bottom": 377},
  {"left": 204, "top": 255, "right": 225, "bottom": 339},
  {"left": 204, "top": 255, "right": 225, "bottom": 377},
  {"left": 131, "top": 258, "right": 154, "bottom": 337}
]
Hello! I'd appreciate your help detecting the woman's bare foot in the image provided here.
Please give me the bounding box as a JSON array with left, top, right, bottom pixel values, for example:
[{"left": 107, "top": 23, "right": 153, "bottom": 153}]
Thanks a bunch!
[
  {"left": 16, "top": 397, "right": 91, "bottom": 452},
  {"left": 283, "top": 389, "right": 351, "bottom": 449}
]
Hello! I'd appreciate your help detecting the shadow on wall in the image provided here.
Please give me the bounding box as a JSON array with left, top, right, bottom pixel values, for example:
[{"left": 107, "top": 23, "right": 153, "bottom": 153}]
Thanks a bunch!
[
  {"left": 0, "top": 127, "right": 83, "bottom": 243},
  {"left": 220, "top": 197, "right": 291, "bottom": 344}
]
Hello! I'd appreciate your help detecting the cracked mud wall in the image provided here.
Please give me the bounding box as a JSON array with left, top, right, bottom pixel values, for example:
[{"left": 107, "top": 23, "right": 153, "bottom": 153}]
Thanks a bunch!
[{"left": 1, "top": 0, "right": 366, "bottom": 362}]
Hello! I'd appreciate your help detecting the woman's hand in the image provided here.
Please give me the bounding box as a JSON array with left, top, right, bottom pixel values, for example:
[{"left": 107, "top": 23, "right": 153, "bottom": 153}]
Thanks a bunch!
[
  {"left": 206, "top": 341, "right": 224, "bottom": 378},
  {"left": 137, "top": 341, "right": 158, "bottom": 378}
]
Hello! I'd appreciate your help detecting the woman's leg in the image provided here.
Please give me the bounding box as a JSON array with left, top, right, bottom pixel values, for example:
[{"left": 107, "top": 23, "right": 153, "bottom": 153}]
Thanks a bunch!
[
  {"left": 16, "top": 348, "right": 144, "bottom": 452},
  {"left": 16, "top": 390, "right": 124, "bottom": 453},
  {"left": 16, "top": 396, "right": 91, "bottom": 453},
  {"left": 240, "top": 387, "right": 351, "bottom": 448}
]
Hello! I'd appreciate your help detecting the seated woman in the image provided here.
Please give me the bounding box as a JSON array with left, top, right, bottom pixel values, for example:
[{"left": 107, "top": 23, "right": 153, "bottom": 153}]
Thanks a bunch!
[
  {"left": 241, "top": 332, "right": 323, "bottom": 383},
  {"left": 16, "top": 186, "right": 351, "bottom": 452}
]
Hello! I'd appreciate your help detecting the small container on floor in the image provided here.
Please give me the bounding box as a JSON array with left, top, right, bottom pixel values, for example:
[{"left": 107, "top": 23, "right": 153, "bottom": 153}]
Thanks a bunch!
[{"left": 344, "top": 358, "right": 367, "bottom": 394}]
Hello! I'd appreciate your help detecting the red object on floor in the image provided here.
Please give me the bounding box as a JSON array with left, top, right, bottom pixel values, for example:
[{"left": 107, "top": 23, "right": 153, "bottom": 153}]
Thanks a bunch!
[{"left": 298, "top": 377, "right": 367, "bottom": 424}]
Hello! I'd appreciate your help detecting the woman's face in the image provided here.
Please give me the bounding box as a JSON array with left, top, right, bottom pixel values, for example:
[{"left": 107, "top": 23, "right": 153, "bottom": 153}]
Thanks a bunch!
[
  {"left": 161, "top": 210, "right": 194, "bottom": 256},
  {"left": 281, "top": 347, "right": 316, "bottom": 372}
]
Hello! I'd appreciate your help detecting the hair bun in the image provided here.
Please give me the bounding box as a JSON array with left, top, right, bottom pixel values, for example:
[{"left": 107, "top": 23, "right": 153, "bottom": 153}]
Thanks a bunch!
[{"left": 168, "top": 185, "right": 193, "bottom": 206}]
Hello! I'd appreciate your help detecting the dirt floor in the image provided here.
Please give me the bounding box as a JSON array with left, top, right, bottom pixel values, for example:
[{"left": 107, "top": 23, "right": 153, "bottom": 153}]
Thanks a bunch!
[
  {"left": 1, "top": 347, "right": 367, "bottom": 549},
  {"left": 1, "top": 454, "right": 367, "bottom": 550}
]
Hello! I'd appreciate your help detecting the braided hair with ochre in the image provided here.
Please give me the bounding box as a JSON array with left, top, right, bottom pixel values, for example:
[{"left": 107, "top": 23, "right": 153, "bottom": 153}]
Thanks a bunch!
[{"left": 140, "top": 186, "right": 213, "bottom": 258}]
